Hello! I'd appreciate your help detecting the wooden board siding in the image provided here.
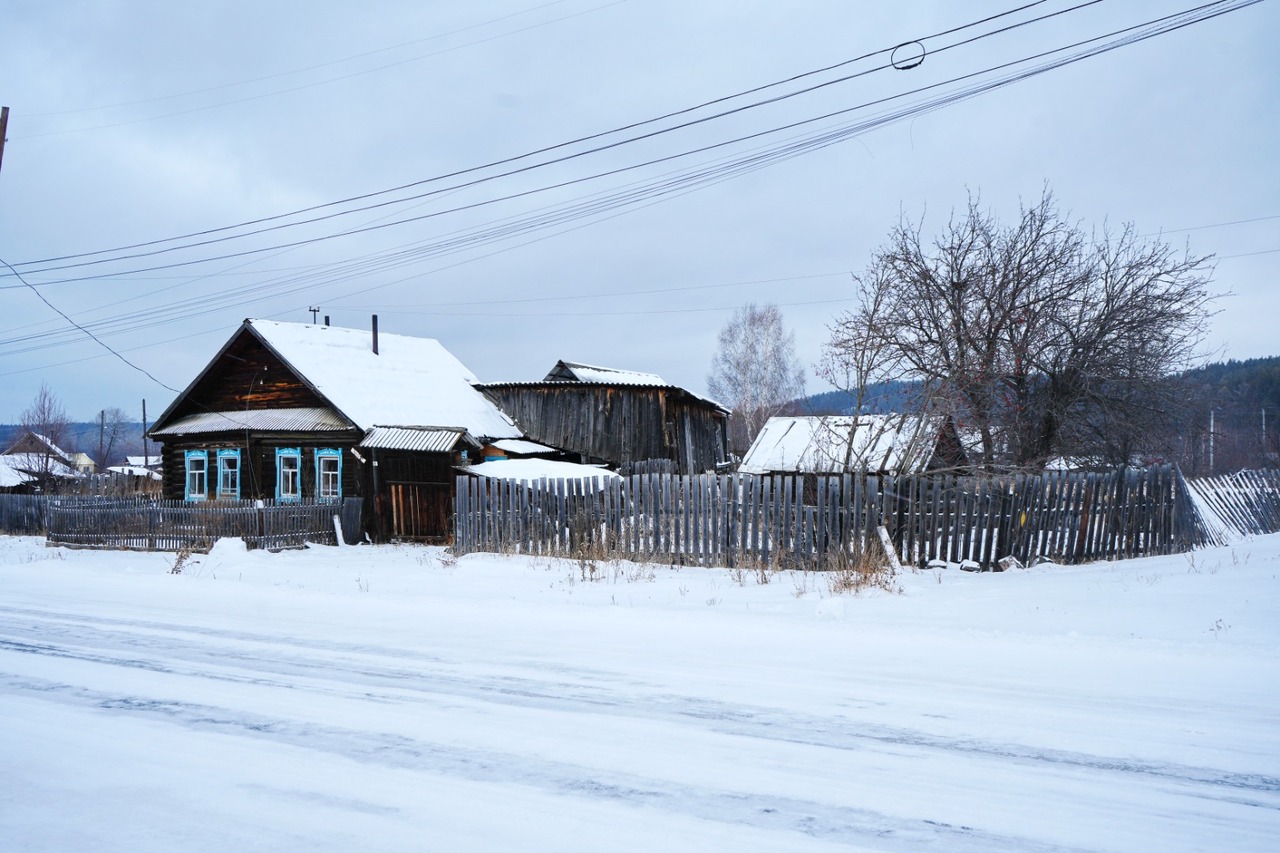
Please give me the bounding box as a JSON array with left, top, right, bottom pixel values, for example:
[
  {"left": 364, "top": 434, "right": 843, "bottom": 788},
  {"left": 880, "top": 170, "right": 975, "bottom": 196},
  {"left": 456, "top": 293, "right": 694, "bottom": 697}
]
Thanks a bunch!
[
  {"left": 158, "top": 433, "right": 365, "bottom": 503},
  {"left": 479, "top": 384, "right": 728, "bottom": 474},
  {"left": 370, "top": 450, "right": 457, "bottom": 541},
  {"left": 167, "top": 329, "right": 329, "bottom": 421}
]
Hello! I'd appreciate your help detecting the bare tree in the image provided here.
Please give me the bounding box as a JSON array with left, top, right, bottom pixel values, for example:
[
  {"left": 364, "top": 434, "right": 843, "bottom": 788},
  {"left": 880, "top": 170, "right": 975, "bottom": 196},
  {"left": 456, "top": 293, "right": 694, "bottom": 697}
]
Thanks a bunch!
[
  {"left": 19, "top": 383, "right": 72, "bottom": 478},
  {"left": 96, "top": 406, "right": 132, "bottom": 468},
  {"left": 830, "top": 189, "right": 1216, "bottom": 471},
  {"left": 708, "top": 303, "right": 806, "bottom": 455}
]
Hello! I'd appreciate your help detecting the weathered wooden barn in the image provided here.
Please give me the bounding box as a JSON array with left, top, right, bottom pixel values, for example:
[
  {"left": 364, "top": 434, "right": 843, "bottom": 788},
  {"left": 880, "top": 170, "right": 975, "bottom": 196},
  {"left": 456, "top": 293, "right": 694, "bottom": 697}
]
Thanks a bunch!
[
  {"left": 479, "top": 360, "right": 731, "bottom": 474},
  {"left": 147, "top": 318, "right": 522, "bottom": 541}
]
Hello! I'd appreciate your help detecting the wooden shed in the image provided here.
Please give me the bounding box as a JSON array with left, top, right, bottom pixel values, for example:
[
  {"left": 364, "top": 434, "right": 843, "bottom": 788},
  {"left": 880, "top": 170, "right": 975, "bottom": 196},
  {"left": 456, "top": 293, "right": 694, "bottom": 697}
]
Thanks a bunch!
[
  {"left": 479, "top": 360, "right": 731, "bottom": 475},
  {"left": 147, "top": 318, "right": 522, "bottom": 541}
]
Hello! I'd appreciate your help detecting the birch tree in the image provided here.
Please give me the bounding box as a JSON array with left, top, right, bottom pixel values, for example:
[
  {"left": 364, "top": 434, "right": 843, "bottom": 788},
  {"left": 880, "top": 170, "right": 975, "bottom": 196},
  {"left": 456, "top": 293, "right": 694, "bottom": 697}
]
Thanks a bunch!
[{"left": 708, "top": 303, "right": 806, "bottom": 455}]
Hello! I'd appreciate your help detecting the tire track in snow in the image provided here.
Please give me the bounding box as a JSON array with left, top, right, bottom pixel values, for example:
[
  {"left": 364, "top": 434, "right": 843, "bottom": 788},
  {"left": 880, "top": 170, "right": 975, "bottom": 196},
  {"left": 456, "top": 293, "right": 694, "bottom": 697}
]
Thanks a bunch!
[
  {"left": 3, "top": 611, "right": 1278, "bottom": 804},
  {"left": 1, "top": 673, "right": 1090, "bottom": 853}
]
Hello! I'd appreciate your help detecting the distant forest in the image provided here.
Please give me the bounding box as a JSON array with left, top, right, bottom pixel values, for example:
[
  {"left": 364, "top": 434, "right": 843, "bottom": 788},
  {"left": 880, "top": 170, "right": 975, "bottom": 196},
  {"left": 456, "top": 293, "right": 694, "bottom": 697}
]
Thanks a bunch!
[
  {"left": 794, "top": 356, "right": 1280, "bottom": 476},
  {"left": 0, "top": 421, "right": 149, "bottom": 467}
]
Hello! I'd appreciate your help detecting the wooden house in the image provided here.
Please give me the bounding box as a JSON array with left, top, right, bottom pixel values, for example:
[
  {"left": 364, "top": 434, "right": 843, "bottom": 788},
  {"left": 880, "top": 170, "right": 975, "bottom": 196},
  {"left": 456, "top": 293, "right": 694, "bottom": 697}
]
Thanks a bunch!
[
  {"left": 478, "top": 360, "right": 730, "bottom": 475},
  {"left": 147, "top": 318, "right": 522, "bottom": 541},
  {"left": 738, "top": 414, "right": 968, "bottom": 476},
  {"left": 0, "top": 431, "right": 79, "bottom": 493}
]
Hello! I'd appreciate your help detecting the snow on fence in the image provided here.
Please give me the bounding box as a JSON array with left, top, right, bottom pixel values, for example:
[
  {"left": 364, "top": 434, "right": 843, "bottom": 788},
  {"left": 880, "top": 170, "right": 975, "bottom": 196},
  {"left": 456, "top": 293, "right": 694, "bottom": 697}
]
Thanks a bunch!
[
  {"left": 1184, "top": 469, "right": 1280, "bottom": 544},
  {"left": 44, "top": 497, "right": 361, "bottom": 552},
  {"left": 454, "top": 464, "right": 1206, "bottom": 569}
]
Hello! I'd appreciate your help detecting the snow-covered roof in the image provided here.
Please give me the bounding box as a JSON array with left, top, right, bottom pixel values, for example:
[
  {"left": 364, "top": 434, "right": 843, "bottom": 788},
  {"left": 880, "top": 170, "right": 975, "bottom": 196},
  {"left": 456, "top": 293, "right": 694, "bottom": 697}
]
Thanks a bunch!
[
  {"left": 488, "top": 438, "right": 558, "bottom": 456},
  {"left": 548, "top": 360, "right": 668, "bottom": 386},
  {"left": 0, "top": 453, "right": 78, "bottom": 486},
  {"left": 739, "top": 415, "right": 948, "bottom": 475},
  {"left": 486, "top": 359, "right": 729, "bottom": 413},
  {"left": 156, "top": 320, "right": 521, "bottom": 440},
  {"left": 464, "top": 458, "right": 620, "bottom": 483},
  {"left": 126, "top": 455, "right": 163, "bottom": 467},
  {"left": 3, "top": 431, "right": 73, "bottom": 463}
]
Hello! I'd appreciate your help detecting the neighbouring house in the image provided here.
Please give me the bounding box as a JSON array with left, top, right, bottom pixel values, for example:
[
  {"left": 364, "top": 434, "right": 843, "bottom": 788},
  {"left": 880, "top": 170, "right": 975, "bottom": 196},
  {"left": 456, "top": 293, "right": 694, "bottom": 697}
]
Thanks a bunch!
[
  {"left": 738, "top": 414, "right": 968, "bottom": 476},
  {"left": 126, "top": 454, "right": 164, "bottom": 475},
  {"left": 478, "top": 360, "right": 731, "bottom": 475},
  {"left": 68, "top": 452, "right": 97, "bottom": 475},
  {"left": 0, "top": 431, "right": 80, "bottom": 493},
  {"left": 147, "top": 318, "right": 523, "bottom": 541}
]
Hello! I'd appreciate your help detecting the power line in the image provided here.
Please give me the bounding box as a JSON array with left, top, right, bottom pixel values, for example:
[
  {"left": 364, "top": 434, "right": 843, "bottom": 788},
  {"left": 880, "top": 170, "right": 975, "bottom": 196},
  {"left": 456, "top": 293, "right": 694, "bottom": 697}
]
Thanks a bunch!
[
  {"left": 0, "top": 0, "right": 1261, "bottom": 360},
  {"left": 0, "top": 0, "right": 1263, "bottom": 367},
  {"left": 9, "top": 0, "right": 1060, "bottom": 269},
  {"left": 5, "top": 1, "right": 1180, "bottom": 284},
  {"left": 0, "top": 256, "right": 181, "bottom": 393}
]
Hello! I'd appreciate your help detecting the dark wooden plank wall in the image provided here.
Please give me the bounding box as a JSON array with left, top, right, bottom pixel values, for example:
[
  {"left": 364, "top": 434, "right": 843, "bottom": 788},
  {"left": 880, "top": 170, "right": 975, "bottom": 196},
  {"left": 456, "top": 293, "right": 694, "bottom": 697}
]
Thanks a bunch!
[
  {"left": 158, "top": 433, "right": 364, "bottom": 502},
  {"left": 479, "top": 384, "right": 727, "bottom": 474},
  {"left": 165, "top": 329, "right": 329, "bottom": 422}
]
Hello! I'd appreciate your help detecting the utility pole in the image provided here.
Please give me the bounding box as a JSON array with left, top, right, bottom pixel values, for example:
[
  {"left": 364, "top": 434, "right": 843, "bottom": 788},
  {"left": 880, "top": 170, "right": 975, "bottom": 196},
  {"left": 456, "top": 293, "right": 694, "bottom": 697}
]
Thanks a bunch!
[
  {"left": 308, "top": 306, "right": 320, "bottom": 324},
  {"left": 98, "top": 409, "right": 106, "bottom": 467},
  {"left": 142, "top": 399, "right": 150, "bottom": 467},
  {"left": 1209, "top": 409, "right": 1215, "bottom": 475},
  {"left": 0, "top": 107, "right": 9, "bottom": 176}
]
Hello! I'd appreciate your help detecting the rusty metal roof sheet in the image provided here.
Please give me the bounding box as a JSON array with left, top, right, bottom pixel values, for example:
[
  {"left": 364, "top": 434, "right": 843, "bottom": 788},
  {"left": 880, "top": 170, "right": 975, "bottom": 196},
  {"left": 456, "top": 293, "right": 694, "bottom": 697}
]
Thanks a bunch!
[
  {"left": 151, "top": 407, "right": 355, "bottom": 435},
  {"left": 358, "top": 426, "right": 480, "bottom": 453}
]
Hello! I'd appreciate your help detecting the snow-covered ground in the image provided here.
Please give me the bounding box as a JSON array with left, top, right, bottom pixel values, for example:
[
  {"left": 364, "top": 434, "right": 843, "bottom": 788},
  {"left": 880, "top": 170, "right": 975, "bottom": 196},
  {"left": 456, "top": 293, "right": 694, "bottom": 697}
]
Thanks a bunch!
[{"left": 1, "top": 535, "right": 1277, "bottom": 852}]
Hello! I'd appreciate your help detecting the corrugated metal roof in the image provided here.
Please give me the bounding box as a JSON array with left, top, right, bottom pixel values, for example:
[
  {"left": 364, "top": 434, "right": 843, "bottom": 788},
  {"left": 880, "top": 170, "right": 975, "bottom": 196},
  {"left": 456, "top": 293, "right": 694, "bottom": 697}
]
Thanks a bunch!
[
  {"left": 358, "top": 426, "right": 478, "bottom": 452},
  {"left": 151, "top": 407, "right": 355, "bottom": 435}
]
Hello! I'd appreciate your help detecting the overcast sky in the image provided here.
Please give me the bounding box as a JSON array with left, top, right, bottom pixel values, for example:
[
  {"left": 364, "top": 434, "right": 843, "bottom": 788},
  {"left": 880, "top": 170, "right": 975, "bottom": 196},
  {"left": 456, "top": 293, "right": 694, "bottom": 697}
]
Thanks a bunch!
[{"left": 1, "top": 0, "right": 1276, "bottom": 426}]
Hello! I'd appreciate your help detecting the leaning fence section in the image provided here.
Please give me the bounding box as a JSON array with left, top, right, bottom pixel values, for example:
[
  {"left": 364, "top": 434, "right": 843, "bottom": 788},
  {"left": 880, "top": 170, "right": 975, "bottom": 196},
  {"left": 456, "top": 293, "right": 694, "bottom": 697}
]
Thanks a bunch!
[
  {"left": 45, "top": 498, "right": 349, "bottom": 552},
  {"left": 1184, "top": 469, "right": 1280, "bottom": 543},
  {"left": 454, "top": 464, "right": 1205, "bottom": 569}
]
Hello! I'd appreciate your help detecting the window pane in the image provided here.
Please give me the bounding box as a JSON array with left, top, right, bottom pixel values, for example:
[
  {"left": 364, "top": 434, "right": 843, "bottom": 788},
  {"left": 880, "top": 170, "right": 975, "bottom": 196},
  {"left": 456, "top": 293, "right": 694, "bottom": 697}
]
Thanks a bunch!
[
  {"left": 218, "top": 454, "right": 239, "bottom": 498},
  {"left": 318, "top": 455, "right": 340, "bottom": 499},
  {"left": 280, "top": 454, "right": 300, "bottom": 499},
  {"left": 186, "top": 455, "right": 207, "bottom": 500}
]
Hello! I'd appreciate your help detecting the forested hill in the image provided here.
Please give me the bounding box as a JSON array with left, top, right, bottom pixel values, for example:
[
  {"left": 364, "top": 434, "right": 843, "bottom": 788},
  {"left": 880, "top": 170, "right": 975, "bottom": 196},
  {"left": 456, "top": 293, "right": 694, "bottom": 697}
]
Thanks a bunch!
[
  {"left": 796, "top": 357, "right": 1280, "bottom": 417},
  {"left": 1181, "top": 356, "right": 1280, "bottom": 411}
]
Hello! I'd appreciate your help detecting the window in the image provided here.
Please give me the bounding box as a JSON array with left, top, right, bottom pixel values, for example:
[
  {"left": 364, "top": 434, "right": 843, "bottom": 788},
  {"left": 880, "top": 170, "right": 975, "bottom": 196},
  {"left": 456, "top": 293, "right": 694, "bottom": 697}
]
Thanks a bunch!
[
  {"left": 276, "top": 448, "right": 301, "bottom": 502},
  {"left": 217, "top": 449, "right": 241, "bottom": 499},
  {"left": 184, "top": 450, "right": 208, "bottom": 501},
  {"left": 316, "top": 449, "right": 342, "bottom": 501}
]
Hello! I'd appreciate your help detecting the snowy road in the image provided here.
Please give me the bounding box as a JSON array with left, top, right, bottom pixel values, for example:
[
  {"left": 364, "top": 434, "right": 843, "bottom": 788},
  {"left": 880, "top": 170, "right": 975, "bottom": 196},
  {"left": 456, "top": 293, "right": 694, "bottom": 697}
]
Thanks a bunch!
[{"left": 2, "top": 537, "right": 1278, "bottom": 851}]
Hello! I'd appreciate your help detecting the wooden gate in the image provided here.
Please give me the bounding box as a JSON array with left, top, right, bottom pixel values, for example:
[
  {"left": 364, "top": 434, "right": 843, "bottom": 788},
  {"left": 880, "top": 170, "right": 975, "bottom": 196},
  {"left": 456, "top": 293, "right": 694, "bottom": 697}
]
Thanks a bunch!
[
  {"left": 387, "top": 481, "right": 452, "bottom": 540},
  {"left": 375, "top": 451, "right": 456, "bottom": 542}
]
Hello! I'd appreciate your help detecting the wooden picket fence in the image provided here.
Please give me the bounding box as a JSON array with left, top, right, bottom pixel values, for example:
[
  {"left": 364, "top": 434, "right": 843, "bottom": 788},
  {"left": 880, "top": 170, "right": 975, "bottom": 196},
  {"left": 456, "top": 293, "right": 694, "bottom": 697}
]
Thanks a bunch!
[
  {"left": 0, "top": 494, "right": 51, "bottom": 535},
  {"left": 1184, "top": 469, "right": 1280, "bottom": 543},
  {"left": 45, "top": 497, "right": 361, "bottom": 552},
  {"left": 454, "top": 464, "right": 1207, "bottom": 569}
]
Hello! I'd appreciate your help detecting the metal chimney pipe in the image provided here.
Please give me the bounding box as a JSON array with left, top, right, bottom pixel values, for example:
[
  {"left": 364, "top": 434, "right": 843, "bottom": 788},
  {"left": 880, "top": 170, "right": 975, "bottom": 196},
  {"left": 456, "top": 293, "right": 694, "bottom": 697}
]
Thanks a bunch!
[{"left": 372, "top": 314, "right": 379, "bottom": 355}]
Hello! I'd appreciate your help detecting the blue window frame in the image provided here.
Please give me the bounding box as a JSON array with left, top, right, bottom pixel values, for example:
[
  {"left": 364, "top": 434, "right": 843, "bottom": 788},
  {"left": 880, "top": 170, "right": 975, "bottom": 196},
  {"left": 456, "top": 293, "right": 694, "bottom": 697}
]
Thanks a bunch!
[
  {"left": 315, "top": 448, "right": 342, "bottom": 501},
  {"left": 217, "top": 449, "right": 241, "bottom": 500},
  {"left": 275, "top": 447, "right": 302, "bottom": 502},
  {"left": 184, "top": 450, "right": 208, "bottom": 501}
]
